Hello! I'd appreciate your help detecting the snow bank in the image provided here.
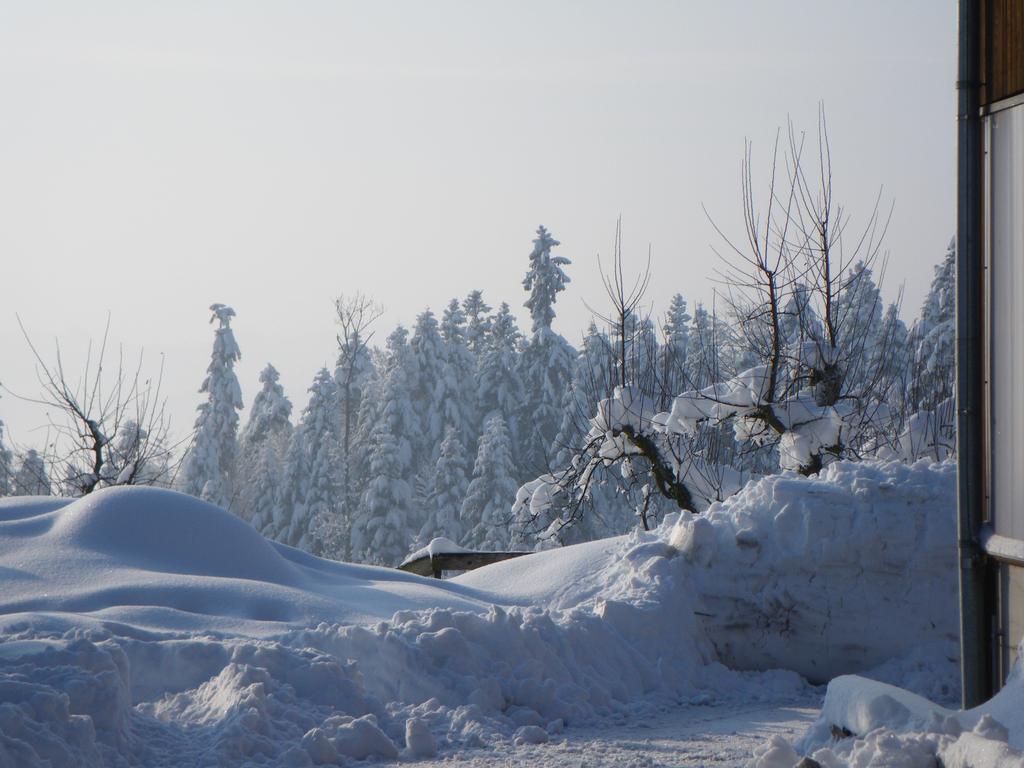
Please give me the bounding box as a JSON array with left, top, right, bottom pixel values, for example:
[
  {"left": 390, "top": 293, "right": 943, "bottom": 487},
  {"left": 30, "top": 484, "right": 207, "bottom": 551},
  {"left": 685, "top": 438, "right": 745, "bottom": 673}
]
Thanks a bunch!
[
  {"left": 0, "top": 461, "right": 959, "bottom": 766},
  {"left": 0, "top": 486, "right": 495, "bottom": 635},
  {"left": 668, "top": 460, "right": 958, "bottom": 683},
  {"left": 0, "top": 486, "right": 730, "bottom": 766},
  {"left": 754, "top": 669, "right": 1024, "bottom": 768}
]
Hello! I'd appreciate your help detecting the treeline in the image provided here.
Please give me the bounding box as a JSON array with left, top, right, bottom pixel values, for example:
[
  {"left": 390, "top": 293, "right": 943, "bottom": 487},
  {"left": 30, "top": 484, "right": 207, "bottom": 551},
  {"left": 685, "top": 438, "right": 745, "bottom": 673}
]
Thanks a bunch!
[{"left": 0, "top": 228, "right": 955, "bottom": 565}]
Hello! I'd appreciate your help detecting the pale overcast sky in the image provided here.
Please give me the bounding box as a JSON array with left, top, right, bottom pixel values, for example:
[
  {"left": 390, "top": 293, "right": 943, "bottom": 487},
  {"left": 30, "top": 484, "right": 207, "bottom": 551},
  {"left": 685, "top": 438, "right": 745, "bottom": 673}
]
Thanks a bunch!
[{"left": 0, "top": 1, "right": 955, "bottom": 448}]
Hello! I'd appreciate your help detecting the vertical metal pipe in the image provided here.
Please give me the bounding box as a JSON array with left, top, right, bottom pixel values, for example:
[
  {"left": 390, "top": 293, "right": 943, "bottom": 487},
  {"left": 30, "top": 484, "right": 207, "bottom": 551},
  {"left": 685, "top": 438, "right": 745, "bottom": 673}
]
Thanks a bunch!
[{"left": 956, "top": 0, "right": 993, "bottom": 708}]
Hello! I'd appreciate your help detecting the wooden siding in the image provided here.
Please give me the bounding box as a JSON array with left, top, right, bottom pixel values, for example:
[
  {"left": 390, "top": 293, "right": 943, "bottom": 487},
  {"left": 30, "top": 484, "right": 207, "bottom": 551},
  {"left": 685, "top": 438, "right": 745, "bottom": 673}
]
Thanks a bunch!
[{"left": 982, "top": 0, "right": 1024, "bottom": 105}]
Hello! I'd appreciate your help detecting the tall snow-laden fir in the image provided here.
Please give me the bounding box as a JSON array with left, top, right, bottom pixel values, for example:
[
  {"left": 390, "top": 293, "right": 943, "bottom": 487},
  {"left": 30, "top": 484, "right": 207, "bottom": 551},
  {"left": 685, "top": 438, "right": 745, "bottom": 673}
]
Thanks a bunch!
[
  {"left": 106, "top": 420, "right": 170, "bottom": 487},
  {"left": 0, "top": 420, "right": 13, "bottom": 496},
  {"left": 179, "top": 304, "right": 243, "bottom": 509},
  {"left": 247, "top": 439, "right": 286, "bottom": 538},
  {"left": 439, "top": 298, "right": 480, "bottom": 449},
  {"left": 522, "top": 226, "right": 570, "bottom": 333},
  {"left": 477, "top": 302, "right": 525, "bottom": 462},
  {"left": 237, "top": 364, "right": 292, "bottom": 525},
  {"left": 334, "top": 321, "right": 376, "bottom": 520},
  {"left": 912, "top": 239, "right": 956, "bottom": 410},
  {"left": 461, "top": 414, "right": 519, "bottom": 550},
  {"left": 519, "top": 225, "right": 575, "bottom": 477},
  {"left": 462, "top": 290, "right": 492, "bottom": 361},
  {"left": 419, "top": 426, "right": 471, "bottom": 545},
  {"left": 239, "top": 364, "right": 292, "bottom": 454},
  {"left": 659, "top": 293, "right": 691, "bottom": 406},
  {"left": 14, "top": 449, "right": 50, "bottom": 496},
  {"left": 409, "top": 310, "right": 447, "bottom": 463},
  {"left": 685, "top": 303, "right": 717, "bottom": 390},
  {"left": 278, "top": 368, "right": 341, "bottom": 554},
  {"left": 378, "top": 327, "right": 418, "bottom": 475},
  {"left": 352, "top": 419, "right": 414, "bottom": 565}
]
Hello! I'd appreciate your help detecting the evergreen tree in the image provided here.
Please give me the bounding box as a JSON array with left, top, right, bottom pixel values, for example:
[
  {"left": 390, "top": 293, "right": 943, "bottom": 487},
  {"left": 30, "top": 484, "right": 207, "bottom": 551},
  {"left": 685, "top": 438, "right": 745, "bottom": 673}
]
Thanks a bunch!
[
  {"left": 835, "top": 261, "right": 884, "bottom": 393},
  {"left": 179, "top": 304, "right": 243, "bottom": 509},
  {"left": 240, "top": 364, "right": 292, "bottom": 453},
  {"left": 912, "top": 239, "right": 956, "bottom": 409},
  {"left": 477, "top": 303, "right": 525, "bottom": 455},
  {"left": 106, "top": 420, "right": 171, "bottom": 486},
  {"left": 14, "top": 449, "right": 50, "bottom": 496},
  {"left": 462, "top": 290, "right": 492, "bottom": 360},
  {"left": 519, "top": 225, "right": 575, "bottom": 474},
  {"left": 551, "top": 322, "right": 614, "bottom": 466},
  {"left": 659, "top": 293, "right": 691, "bottom": 402},
  {"left": 522, "top": 225, "right": 571, "bottom": 334},
  {"left": 352, "top": 420, "right": 414, "bottom": 565},
  {"left": 379, "top": 327, "right": 418, "bottom": 474},
  {"left": 440, "top": 298, "right": 480, "bottom": 448},
  {"left": 685, "top": 303, "right": 720, "bottom": 389},
  {"left": 0, "top": 420, "right": 14, "bottom": 496},
  {"left": 334, "top": 326, "right": 376, "bottom": 520},
  {"left": 237, "top": 364, "right": 292, "bottom": 524},
  {"left": 409, "top": 309, "right": 447, "bottom": 461},
  {"left": 461, "top": 414, "right": 519, "bottom": 550},
  {"left": 419, "top": 426, "right": 471, "bottom": 545},
  {"left": 280, "top": 368, "right": 342, "bottom": 552},
  {"left": 247, "top": 438, "right": 286, "bottom": 538}
]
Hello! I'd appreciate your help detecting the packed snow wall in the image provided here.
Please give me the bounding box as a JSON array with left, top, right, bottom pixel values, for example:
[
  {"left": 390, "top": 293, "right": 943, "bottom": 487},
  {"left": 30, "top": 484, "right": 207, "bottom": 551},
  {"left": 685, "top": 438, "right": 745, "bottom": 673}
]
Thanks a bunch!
[{"left": 668, "top": 460, "right": 958, "bottom": 683}]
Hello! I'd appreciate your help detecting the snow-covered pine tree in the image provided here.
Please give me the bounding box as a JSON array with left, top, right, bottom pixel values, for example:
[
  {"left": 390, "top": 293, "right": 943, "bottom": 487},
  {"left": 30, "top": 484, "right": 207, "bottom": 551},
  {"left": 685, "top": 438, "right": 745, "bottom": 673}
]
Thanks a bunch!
[
  {"left": 247, "top": 438, "right": 286, "bottom": 538},
  {"left": 347, "top": 327, "right": 422, "bottom": 561},
  {"left": 519, "top": 226, "right": 576, "bottom": 478},
  {"left": 280, "top": 368, "right": 342, "bottom": 554},
  {"left": 14, "top": 449, "right": 50, "bottom": 496},
  {"left": 379, "top": 326, "right": 418, "bottom": 475},
  {"left": 835, "top": 261, "right": 884, "bottom": 394},
  {"left": 523, "top": 226, "right": 570, "bottom": 332},
  {"left": 439, "top": 299, "right": 480, "bottom": 450},
  {"left": 685, "top": 303, "right": 717, "bottom": 389},
  {"left": 419, "top": 426, "right": 470, "bottom": 545},
  {"left": 659, "top": 293, "right": 691, "bottom": 405},
  {"left": 0, "top": 420, "right": 14, "bottom": 496},
  {"left": 462, "top": 290, "right": 493, "bottom": 361},
  {"left": 461, "top": 414, "right": 519, "bottom": 550},
  {"left": 409, "top": 309, "right": 447, "bottom": 462},
  {"left": 912, "top": 239, "right": 956, "bottom": 410},
  {"left": 537, "top": 321, "right": 627, "bottom": 546},
  {"left": 551, "top": 322, "right": 614, "bottom": 467},
  {"left": 106, "top": 420, "right": 171, "bottom": 486},
  {"left": 240, "top": 364, "right": 292, "bottom": 454},
  {"left": 351, "top": 419, "right": 414, "bottom": 565},
  {"left": 334, "top": 323, "right": 376, "bottom": 521},
  {"left": 305, "top": 431, "right": 343, "bottom": 559},
  {"left": 477, "top": 303, "right": 526, "bottom": 465},
  {"left": 236, "top": 364, "right": 292, "bottom": 524},
  {"left": 179, "top": 304, "right": 243, "bottom": 509}
]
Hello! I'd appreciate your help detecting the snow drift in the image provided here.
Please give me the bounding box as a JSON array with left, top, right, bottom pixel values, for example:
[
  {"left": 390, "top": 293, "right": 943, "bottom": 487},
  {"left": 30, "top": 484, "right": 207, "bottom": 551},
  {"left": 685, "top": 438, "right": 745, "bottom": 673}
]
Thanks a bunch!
[
  {"left": 0, "top": 461, "right": 960, "bottom": 766},
  {"left": 671, "top": 460, "right": 958, "bottom": 683},
  {"left": 752, "top": 666, "right": 1024, "bottom": 767}
]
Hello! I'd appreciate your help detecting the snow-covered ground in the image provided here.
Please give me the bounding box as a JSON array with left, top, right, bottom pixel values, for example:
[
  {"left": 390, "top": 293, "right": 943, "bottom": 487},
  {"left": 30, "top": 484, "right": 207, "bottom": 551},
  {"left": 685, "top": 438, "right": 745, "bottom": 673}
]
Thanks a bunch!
[{"left": 1, "top": 460, "right": 1016, "bottom": 767}]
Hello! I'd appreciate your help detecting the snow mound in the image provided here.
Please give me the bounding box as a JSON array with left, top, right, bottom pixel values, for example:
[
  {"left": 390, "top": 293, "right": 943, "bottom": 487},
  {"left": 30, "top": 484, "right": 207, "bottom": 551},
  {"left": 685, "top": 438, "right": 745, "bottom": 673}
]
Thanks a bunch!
[
  {"left": 0, "top": 461, "right": 959, "bottom": 766},
  {"left": 758, "top": 668, "right": 1024, "bottom": 768},
  {"left": 0, "top": 486, "right": 497, "bottom": 634},
  {"left": 0, "top": 486, "right": 739, "bottom": 766},
  {"left": 670, "top": 459, "right": 958, "bottom": 682}
]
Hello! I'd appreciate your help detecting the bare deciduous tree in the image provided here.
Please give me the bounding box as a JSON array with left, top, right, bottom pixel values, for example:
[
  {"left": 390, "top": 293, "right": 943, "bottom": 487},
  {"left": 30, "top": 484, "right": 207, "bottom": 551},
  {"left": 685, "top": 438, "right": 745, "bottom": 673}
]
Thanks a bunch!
[{"left": 4, "top": 315, "right": 180, "bottom": 495}]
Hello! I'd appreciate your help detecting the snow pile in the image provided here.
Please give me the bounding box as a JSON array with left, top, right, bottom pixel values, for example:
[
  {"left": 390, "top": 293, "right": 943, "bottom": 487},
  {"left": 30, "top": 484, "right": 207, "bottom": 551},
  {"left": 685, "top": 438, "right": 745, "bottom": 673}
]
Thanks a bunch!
[
  {"left": 0, "top": 460, "right": 960, "bottom": 766},
  {"left": 0, "top": 486, "right": 731, "bottom": 766},
  {"left": 667, "top": 459, "right": 958, "bottom": 682},
  {"left": 751, "top": 669, "right": 1024, "bottom": 768}
]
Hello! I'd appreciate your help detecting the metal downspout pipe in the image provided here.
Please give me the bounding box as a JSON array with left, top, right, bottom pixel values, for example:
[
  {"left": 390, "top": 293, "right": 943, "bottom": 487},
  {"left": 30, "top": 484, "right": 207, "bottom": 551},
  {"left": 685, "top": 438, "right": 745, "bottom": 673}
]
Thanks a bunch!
[{"left": 956, "top": 0, "right": 993, "bottom": 709}]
